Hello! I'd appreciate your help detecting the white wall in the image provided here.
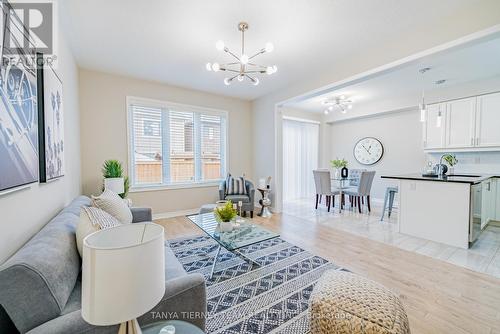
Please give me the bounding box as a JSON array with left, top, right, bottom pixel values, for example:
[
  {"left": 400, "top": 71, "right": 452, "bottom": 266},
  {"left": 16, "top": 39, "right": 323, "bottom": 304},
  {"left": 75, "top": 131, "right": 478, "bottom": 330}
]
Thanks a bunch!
[
  {"left": 328, "top": 110, "right": 425, "bottom": 201},
  {"left": 79, "top": 69, "right": 253, "bottom": 215},
  {"left": 252, "top": 4, "right": 500, "bottom": 212},
  {"left": 0, "top": 22, "right": 81, "bottom": 263}
]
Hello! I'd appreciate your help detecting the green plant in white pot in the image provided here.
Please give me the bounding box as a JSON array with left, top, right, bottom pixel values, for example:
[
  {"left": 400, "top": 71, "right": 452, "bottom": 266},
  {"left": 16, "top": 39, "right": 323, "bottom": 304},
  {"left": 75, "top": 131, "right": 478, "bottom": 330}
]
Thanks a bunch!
[
  {"left": 214, "top": 201, "right": 237, "bottom": 232},
  {"left": 442, "top": 154, "right": 458, "bottom": 175},
  {"left": 102, "top": 160, "right": 129, "bottom": 199},
  {"left": 330, "top": 158, "right": 348, "bottom": 179}
]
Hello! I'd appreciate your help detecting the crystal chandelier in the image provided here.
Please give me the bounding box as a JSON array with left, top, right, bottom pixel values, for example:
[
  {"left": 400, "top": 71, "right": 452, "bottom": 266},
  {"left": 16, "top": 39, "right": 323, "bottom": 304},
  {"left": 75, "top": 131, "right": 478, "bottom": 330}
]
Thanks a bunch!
[
  {"left": 323, "top": 96, "right": 354, "bottom": 114},
  {"left": 206, "top": 22, "right": 277, "bottom": 86}
]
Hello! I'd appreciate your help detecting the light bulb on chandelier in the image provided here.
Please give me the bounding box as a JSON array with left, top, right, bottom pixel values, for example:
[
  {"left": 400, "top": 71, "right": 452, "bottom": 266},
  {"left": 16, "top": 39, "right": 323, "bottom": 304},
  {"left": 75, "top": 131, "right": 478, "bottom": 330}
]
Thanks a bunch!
[
  {"left": 215, "top": 40, "right": 225, "bottom": 51},
  {"left": 224, "top": 78, "right": 231, "bottom": 86},
  {"left": 206, "top": 63, "right": 212, "bottom": 71},
  {"left": 211, "top": 63, "right": 220, "bottom": 72},
  {"left": 237, "top": 75, "right": 244, "bottom": 82},
  {"left": 265, "top": 42, "right": 274, "bottom": 53},
  {"left": 252, "top": 78, "right": 260, "bottom": 86}
]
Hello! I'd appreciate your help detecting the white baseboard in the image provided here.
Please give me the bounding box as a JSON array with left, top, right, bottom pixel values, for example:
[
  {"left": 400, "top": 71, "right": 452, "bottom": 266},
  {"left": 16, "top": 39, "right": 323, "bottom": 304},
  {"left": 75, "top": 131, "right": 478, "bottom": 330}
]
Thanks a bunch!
[{"left": 153, "top": 208, "right": 199, "bottom": 220}]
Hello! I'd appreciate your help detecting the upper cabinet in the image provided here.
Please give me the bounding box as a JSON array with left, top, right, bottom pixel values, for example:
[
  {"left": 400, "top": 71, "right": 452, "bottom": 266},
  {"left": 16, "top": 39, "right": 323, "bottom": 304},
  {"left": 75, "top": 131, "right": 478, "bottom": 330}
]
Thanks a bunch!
[
  {"left": 476, "top": 92, "right": 500, "bottom": 147},
  {"left": 423, "top": 91, "right": 500, "bottom": 151},
  {"left": 445, "top": 97, "right": 476, "bottom": 149}
]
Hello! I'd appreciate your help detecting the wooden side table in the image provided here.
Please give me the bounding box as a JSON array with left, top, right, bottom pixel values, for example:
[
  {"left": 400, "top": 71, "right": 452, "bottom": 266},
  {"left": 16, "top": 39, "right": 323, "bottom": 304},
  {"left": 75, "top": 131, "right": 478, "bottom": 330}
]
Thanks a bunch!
[{"left": 257, "top": 188, "right": 272, "bottom": 218}]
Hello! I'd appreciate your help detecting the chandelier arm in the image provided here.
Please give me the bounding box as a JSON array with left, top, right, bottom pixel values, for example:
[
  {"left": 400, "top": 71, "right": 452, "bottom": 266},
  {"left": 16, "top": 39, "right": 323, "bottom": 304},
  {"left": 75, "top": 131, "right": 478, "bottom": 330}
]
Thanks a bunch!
[
  {"left": 223, "top": 68, "right": 241, "bottom": 73},
  {"left": 248, "top": 62, "right": 267, "bottom": 68},
  {"left": 224, "top": 49, "right": 241, "bottom": 62},
  {"left": 248, "top": 50, "right": 264, "bottom": 60},
  {"left": 243, "top": 70, "right": 266, "bottom": 74}
]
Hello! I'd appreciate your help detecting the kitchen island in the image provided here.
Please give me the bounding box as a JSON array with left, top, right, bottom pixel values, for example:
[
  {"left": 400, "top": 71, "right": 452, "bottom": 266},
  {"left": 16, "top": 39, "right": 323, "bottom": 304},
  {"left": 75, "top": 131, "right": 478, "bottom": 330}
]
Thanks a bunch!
[{"left": 382, "top": 174, "right": 499, "bottom": 249}]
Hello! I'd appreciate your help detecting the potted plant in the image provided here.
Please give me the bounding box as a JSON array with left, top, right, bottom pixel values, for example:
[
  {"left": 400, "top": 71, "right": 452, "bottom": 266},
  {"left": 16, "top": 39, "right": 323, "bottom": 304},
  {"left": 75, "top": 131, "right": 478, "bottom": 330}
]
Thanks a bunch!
[
  {"left": 442, "top": 154, "right": 458, "bottom": 175},
  {"left": 330, "top": 158, "right": 348, "bottom": 179},
  {"left": 214, "top": 201, "right": 237, "bottom": 232},
  {"left": 102, "top": 160, "right": 129, "bottom": 199}
]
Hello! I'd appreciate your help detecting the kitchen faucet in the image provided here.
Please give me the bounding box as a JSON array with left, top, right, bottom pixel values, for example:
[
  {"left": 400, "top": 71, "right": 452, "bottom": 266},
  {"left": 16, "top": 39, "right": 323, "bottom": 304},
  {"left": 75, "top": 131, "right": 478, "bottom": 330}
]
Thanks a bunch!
[{"left": 437, "top": 154, "right": 446, "bottom": 177}]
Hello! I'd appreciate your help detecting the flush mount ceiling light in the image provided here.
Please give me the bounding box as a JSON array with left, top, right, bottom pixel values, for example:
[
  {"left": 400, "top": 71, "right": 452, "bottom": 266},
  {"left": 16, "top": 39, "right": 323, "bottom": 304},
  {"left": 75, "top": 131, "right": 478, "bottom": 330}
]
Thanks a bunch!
[
  {"left": 322, "top": 96, "right": 353, "bottom": 114},
  {"left": 206, "top": 22, "right": 277, "bottom": 86}
]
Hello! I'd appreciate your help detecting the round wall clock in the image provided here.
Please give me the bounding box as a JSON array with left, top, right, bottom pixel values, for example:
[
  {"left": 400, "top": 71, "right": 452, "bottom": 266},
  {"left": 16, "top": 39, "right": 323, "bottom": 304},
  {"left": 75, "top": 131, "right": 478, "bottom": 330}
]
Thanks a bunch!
[{"left": 353, "top": 137, "right": 384, "bottom": 165}]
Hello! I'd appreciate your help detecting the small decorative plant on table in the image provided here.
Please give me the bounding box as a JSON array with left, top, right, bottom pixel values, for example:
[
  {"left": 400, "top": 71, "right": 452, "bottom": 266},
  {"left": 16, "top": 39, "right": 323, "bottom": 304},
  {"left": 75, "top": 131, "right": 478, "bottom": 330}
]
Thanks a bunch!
[
  {"left": 330, "top": 158, "right": 348, "bottom": 179},
  {"left": 214, "top": 201, "right": 238, "bottom": 232}
]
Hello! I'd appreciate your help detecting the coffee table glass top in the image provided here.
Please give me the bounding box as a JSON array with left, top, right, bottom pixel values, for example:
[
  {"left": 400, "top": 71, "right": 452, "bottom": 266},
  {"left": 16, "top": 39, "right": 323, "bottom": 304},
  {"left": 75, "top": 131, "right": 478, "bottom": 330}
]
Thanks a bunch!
[
  {"left": 142, "top": 320, "right": 204, "bottom": 334},
  {"left": 187, "top": 213, "right": 279, "bottom": 251}
]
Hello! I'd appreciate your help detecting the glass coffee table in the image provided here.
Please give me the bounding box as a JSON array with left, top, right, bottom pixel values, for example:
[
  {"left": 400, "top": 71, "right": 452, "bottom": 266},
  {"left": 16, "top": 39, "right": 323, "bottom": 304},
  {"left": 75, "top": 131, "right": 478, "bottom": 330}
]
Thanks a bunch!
[
  {"left": 142, "top": 320, "right": 203, "bottom": 334},
  {"left": 187, "top": 213, "right": 279, "bottom": 278}
]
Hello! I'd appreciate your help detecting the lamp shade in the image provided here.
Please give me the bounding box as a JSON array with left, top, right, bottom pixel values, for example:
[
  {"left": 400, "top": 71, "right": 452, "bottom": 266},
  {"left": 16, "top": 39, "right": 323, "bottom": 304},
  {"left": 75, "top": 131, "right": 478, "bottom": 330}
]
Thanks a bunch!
[
  {"left": 104, "top": 177, "right": 125, "bottom": 194},
  {"left": 82, "top": 223, "right": 165, "bottom": 326}
]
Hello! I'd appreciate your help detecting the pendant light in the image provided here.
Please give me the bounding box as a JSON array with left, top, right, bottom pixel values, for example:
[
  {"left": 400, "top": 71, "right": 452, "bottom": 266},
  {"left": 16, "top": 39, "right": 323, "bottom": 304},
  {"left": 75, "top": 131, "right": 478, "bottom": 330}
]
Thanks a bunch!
[
  {"left": 436, "top": 110, "right": 442, "bottom": 128},
  {"left": 419, "top": 67, "right": 430, "bottom": 122}
]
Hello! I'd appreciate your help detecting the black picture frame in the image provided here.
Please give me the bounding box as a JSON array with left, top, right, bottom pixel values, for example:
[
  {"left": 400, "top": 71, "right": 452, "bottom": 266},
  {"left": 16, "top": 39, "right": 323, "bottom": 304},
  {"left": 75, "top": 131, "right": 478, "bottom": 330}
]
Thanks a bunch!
[{"left": 37, "top": 52, "right": 64, "bottom": 183}]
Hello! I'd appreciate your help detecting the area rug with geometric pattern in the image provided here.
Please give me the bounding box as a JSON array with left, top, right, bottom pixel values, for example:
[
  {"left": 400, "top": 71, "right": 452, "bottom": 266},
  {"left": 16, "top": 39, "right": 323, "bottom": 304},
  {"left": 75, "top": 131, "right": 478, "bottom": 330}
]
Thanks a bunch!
[{"left": 168, "top": 235, "right": 347, "bottom": 334}]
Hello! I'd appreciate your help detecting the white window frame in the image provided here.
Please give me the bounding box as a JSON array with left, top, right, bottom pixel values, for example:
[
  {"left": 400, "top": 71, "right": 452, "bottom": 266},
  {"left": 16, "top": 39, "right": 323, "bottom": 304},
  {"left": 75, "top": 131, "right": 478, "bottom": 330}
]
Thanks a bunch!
[{"left": 126, "top": 96, "right": 229, "bottom": 192}]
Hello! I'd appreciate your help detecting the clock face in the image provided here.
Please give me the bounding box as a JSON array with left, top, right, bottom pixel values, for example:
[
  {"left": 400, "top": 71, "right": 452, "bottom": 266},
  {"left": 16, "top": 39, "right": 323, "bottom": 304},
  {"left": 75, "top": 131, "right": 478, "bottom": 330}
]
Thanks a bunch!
[{"left": 353, "top": 137, "right": 384, "bottom": 165}]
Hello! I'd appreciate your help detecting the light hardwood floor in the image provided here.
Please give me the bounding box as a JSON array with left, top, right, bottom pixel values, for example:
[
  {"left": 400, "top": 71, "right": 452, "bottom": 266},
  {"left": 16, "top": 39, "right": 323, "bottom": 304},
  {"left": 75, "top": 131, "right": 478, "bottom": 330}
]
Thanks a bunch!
[{"left": 156, "top": 212, "right": 500, "bottom": 334}]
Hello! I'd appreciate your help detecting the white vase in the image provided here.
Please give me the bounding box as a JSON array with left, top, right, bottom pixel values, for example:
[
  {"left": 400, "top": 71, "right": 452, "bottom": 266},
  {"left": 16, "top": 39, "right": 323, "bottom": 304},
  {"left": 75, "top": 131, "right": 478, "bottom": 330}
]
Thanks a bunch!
[
  {"left": 104, "top": 177, "right": 124, "bottom": 194},
  {"left": 220, "top": 221, "right": 233, "bottom": 232},
  {"left": 334, "top": 168, "right": 341, "bottom": 179}
]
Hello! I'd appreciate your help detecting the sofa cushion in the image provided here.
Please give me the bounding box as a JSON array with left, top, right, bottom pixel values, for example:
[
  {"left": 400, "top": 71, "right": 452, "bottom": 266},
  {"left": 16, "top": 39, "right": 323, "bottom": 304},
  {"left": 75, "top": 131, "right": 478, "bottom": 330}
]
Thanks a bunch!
[
  {"left": 92, "top": 189, "right": 133, "bottom": 224},
  {"left": 0, "top": 196, "right": 91, "bottom": 333}
]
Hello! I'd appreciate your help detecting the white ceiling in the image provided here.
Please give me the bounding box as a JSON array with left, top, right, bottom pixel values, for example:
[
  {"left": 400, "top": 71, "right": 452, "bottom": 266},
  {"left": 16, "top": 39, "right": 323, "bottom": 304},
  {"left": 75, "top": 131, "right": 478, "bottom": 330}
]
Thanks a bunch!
[
  {"left": 61, "top": 0, "right": 478, "bottom": 100},
  {"left": 285, "top": 36, "right": 500, "bottom": 115}
]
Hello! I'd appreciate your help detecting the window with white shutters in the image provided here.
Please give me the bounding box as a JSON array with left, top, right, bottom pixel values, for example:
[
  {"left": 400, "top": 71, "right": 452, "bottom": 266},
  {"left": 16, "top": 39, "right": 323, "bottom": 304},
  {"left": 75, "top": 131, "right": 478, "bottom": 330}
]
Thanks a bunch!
[{"left": 128, "top": 98, "right": 227, "bottom": 188}]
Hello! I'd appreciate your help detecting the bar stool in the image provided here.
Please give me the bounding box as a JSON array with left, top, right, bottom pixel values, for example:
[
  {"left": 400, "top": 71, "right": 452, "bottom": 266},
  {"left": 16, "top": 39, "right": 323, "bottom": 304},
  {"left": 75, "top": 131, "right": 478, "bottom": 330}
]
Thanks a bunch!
[{"left": 381, "top": 187, "right": 398, "bottom": 221}]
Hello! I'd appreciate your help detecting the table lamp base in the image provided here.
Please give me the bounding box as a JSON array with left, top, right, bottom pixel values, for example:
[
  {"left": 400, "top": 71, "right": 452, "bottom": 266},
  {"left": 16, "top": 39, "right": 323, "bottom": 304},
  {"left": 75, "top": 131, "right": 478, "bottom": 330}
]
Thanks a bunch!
[{"left": 118, "top": 319, "right": 142, "bottom": 334}]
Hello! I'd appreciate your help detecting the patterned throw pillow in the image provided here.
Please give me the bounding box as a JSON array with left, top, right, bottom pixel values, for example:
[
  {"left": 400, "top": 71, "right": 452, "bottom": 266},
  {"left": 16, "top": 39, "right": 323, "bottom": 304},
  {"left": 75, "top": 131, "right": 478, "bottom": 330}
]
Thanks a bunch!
[
  {"left": 76, "top": 206, "right": 121, "bottom": 256},
  {"left": 226, "top": 174, "right": 247, "bottom": 195},
  {"left": 92, "top": 189, "right": 133, "bottom": 224}
]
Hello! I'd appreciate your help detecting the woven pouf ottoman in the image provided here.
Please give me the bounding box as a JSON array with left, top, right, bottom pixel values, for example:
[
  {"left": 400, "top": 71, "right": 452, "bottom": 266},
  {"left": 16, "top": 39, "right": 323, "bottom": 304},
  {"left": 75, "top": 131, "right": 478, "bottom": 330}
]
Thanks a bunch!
[{"left": 309, "top": 270, "right": 410, "bottom": 334}]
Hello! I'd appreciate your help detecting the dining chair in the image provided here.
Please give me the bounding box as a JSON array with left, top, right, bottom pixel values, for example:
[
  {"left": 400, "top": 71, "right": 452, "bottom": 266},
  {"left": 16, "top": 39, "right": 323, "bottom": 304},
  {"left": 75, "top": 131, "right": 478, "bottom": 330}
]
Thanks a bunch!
[
  {"left": 313, "top": 170, "right": 340, "bottom": 212},
  {"left": 344, "top": 171, "right": 376, "bottom": 213}
]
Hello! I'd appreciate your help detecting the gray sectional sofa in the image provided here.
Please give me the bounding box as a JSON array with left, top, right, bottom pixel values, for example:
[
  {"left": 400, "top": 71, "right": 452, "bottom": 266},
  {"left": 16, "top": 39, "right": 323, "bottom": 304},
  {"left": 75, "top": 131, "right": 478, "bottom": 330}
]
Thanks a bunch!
[{"left": 0, "top": 196, "right": 206, "bottom": 333}]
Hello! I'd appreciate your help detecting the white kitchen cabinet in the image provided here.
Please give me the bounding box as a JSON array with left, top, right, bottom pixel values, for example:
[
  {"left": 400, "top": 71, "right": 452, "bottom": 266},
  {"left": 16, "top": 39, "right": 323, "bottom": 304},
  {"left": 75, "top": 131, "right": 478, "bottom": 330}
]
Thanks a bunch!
[
  {"left": 445, "top": 97, "right": 476, "bottom": 148},
  {"left": 423, "top": 103, "right": 445, "bottom": 149},
  {"left": 476, "top": 92, "right": 500, "bottom": 147},
  {"left": 423, "top": 91, "right": 500, "bottom": 151},
  {"left": 481, "top": 179, "right": 497, "bottom": 229}
]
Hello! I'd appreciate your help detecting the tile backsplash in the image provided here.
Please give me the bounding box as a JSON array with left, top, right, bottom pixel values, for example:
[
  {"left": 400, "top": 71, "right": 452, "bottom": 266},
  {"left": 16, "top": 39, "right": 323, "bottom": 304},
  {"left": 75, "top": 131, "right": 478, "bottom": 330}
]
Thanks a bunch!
[{"left": 428, "top": 151, "right": 500, "bottom": 174}]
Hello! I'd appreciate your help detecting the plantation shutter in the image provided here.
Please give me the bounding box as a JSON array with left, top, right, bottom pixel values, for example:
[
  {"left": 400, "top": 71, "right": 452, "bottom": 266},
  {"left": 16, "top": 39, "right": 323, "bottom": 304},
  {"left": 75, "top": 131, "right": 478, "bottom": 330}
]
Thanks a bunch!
[{"left": 130, "top": 105, "right": 163, "bottom": 185}]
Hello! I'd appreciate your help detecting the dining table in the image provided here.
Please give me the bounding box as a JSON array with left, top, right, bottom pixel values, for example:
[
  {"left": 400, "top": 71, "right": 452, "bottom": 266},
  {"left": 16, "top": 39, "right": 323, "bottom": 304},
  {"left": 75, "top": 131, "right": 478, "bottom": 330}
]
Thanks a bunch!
[{"left": 331, "top": 176, "right": 354, "bottom": 213}]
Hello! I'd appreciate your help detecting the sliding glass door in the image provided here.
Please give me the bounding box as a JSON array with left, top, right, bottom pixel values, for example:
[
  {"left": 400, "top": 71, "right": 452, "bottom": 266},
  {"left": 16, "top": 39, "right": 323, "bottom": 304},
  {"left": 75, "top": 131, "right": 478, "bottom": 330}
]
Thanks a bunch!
[{"left": 283, "top": 118, "right": 319, "bottom": 201}]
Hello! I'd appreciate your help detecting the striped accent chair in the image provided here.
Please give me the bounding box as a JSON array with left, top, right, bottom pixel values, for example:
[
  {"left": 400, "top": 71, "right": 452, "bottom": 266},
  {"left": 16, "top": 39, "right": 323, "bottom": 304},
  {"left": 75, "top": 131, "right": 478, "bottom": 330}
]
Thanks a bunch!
[{"left": 219, "top": 175, "right": 255, "bottom": 218}]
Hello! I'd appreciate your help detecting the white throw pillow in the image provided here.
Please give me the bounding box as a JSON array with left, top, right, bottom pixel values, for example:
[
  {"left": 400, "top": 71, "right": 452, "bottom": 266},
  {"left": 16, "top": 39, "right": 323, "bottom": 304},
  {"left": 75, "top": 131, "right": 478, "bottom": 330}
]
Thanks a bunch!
[
  {"left": 92, "top": 189, "right": 133, "bottom": 224},
  {"left": 76, "top": 206, "right": 121, "bottom": 256}
]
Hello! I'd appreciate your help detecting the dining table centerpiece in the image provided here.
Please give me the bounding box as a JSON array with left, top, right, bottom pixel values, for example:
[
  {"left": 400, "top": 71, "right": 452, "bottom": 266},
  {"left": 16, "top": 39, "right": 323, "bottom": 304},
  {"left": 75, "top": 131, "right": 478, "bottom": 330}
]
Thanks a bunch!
[{"left": 330, "top": 158, "right": 348, "bottom": 179}]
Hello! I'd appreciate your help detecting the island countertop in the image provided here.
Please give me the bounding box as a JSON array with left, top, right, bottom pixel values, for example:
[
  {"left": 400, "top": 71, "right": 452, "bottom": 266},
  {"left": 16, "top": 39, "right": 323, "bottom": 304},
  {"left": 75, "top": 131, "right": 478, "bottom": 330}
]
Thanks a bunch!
[{"left": 381, "top": 173, "right": 499, "bottom": 185}]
